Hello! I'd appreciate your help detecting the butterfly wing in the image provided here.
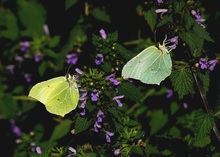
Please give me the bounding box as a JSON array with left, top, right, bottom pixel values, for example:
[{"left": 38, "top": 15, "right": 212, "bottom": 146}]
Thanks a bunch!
[
  {"left": 28, "top": 76, "right": 79, "bottom": 117},
  {"left": 122, "top": 45, "right": 172, "bottom": 85}
]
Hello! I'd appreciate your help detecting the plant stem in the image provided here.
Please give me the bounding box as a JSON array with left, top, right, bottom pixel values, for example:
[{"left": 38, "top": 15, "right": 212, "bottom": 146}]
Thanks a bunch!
[{"left": 193, "top": 71, "right": 220, "bottom": 141}]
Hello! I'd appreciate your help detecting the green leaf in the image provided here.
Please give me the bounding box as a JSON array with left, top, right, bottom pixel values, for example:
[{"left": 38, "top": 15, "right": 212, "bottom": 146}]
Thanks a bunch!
[
  {"left": 144, "top": 7, "right": 157, "bottom": 32},
  {"left": 179, "top": 31, "right": 204, "bottom": 57},
  {"left": 131, "top": 146, "right": 143, "bottom": 155},
  {"left": 118, "top": 82, "right": 143, "bottom": 104},
  {"left": 173, "top": 0, "right": 185, "bottom": 13},
  {"left": 75, "top": 116, "right": 92, "bottom": 134},
  {"left": 49, "top": 36, "right": 60, "bottom": 48},
  {"left": 193, "top": 109, "right": 214, "bottom": 140},
  {"left": 17, "top": 0, "right": 46, "bottom": 37},
  {"left": 49, "top": 119, "right": 73, "bottom": 141},
  {"left": 0, "top": 9, "right": 19, "bottom": 40},
  {"left": 192, "top": 136, "right": 211, "bottom": 148},
  {"left": 193, "top": 24, "right": 214, "bottom": 42},
  {"left": 91, "top": 6, "right": 111, "bottom": 23},
  {"left": 182, "top": 10, "right": 196, "bottom": 30},
  {"left": 170, "top": 67, "right": 195, "bottom": 98},
  {"left": 38, "top": 61, "right": 47, "bottom": 76},
  {"left": 157, "top": 14, "right": 172, "bottom": 28},
  {"left": 150, "top": 109, "right": 168, "bottom": 136},
  {"left": 170, "top": 102, "right": 180, "bottom": 115},
  {"left": 65, "top": 0, "right": 78, "bottom": 11}
]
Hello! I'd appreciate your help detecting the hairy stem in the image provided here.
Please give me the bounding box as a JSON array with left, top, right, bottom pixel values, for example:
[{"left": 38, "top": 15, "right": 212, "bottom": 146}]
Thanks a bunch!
[{"left": 193, "top": 71, "right": 220, "bottom": 141}]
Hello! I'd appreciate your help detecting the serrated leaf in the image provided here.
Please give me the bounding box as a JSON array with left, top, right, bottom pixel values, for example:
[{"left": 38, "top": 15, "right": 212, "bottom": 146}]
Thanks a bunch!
[
  {"left": 118, "top": 82, "right": 142, "bottom": 104},
  {"left": 193, "top": 109, "right": 214, "bottom": 140},
  {"left": 173, "top": 0, "right": 185, "bottom": 13},
  {"left": 192, "top": 136, "right": 211, "bottom": 148},
  {"left": 170, "top": 68, "right": 195, "bottom": 98},
  {"left": 65, "top": 0, "right": 78, "bottom": 11},
  {"left": 179, "top": 31, "right": 204, "bottom": 57},
  {"left": 91, "top": 6, "right": 111, "bottom": 23},
  {"left": 49, "top": 119, "right": 72, "bottom": 141},
  {"left": 157, "top": 14, "right": 172, "bottom": 28},
  {"left": 193, "top": 24, "right": 214, "bottom": 42},
  {"left": 150, "top": 109, "right": 168, "bottom": 136},
  {"left": 144, "top": 7, "right": 157, "bottom": 32},
  {"left": 131, "top": 146, "right": 143, "bottom": 155},
  {"left": 38, "top": 61, "right": 47, "bottom": 76},
  {"left": 17, "top": 0, "right": 46, "bottom": 37},
  {"left": 182, "top": 10, "right": 196, "bottom": 30},
  {"left": 75, "top": 116, "right": 92, "bottom": 134}
]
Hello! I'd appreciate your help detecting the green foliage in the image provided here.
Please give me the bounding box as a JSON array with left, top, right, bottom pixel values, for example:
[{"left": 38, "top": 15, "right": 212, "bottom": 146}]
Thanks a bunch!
[
  {"left": 1, "top": 0, "right": 220, "bottom": 156},
  {"left": 170, "top": 66, "right": 195, "bottom": 98}
]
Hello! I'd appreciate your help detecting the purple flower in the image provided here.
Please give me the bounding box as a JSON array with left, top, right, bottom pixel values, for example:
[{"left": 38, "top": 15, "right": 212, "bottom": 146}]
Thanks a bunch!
[
  {"left": 166, "top": 36, "right": 178, "bottom": 51},
  {"left": 99, "top": 29, "right": 107, "bottom": 39},
  {"left": 10, "top": 119, "right": 21, "bottom": 137},
  {"left": 68, "top": 147, "right": 76, "bottom": 157},
  {"left": 183, "top": 102, "right": 188, "bottom": 109},
  {"left": 66, "top": 53, "right": 78, "bottom": 64},
  {"left": 155, "top": 9, "right": 168, "bottom": 17},
  {"left": 15, "top": 56, "right": 23, "bottom": 62},
  {"left": 43, "top": 24, "right": 50, "bottom": 35},
  {"left": 157, "top": 0, "right": 163, "bottom": 3},
  {"left": 114, "top": 148, "right": 121, "bottom": 156},
  {"left": 36, "top": 147, "right": 42, "bottom": 154},
  {"left": 106, "top": 73, "right": 120, "bottom": 85},
  {"left": 105, "top": 131, "right": 114, "bottom": 143},
  {"left": 91, "top": 89, "right": 99, "bottom": 101},
  {"left": 94, "top": 121, "right": 102, "bottom": 132},
  {"left": 97, "top": 110, "right": 104, "bottom": 118},
  {"left": 191, "top": 10, "right": 205, "bottom": 28},
  {"left": 75, "top": 68, "right": 83, "bottom": 75},
  {"left": 20, "top": 41, "right": 30, "bottom": 52},
  {"left": 6, "top": 64, "right": 15, "bottom": 74},
  {"left": 113, "top": 95, "right": 124, "bottom": 107},
  {"left": 80, "top": 109, "right": 86, "bottom": 116},
  {"left": 166, "top": 89, "right": 173, "bottom": 99},
  {"left": 35, "top": 52, "right": 41, "bottom": 62},
  {"left": 25, "top": 73, "right": 32, "bottom": 83},
  {"left": 95, "top": 53, "right": 104, "bottom": 65},
  {"left": 199, "top": 58, "right": 208, "bottom": 69},
  {"left": 208, "top": 59, "right": 218, "bottom": 71}
]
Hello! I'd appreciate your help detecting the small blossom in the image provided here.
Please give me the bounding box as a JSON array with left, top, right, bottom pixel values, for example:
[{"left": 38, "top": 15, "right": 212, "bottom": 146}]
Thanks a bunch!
[
  {"left": 191, "top": 10, "right": 205, "bottom": 28},
  {"left": 97, "top": 110, "right": 104, "bottom": 118},
  {"left": 91, "top": 89, "right": 99, "bottom": 101},
  {"left": 10, "top": 120, "right": 21, "bottom": 137},
  {"left": 15, "top": 56, "right": 23, "bottom": 62},
  {"left": 199, "top": 58, "right": 208, "bottom": 69},
  {"left": 95, "top": 53, "right": 104, "bottom": 65},
  {"left": 75, "top": 68, "right": 83, "bottom": 75},
  {"left": 35, "top": 52, "right": 41, "bottom": 62},
  {"left": 43, "top": 24, "right": 50, "bottom": 35},
  {"left": 208, "top": 59, "right": 218, "bottom": 71},
  {"left": 155, "top": 9, "right": 168, "bottom": 17},
  {"left": 106, "top": 73, "right": 120, "bottom": 85},
  {"left": 183, "top": 102, "right": 188, "bottom": 109},
  {"left": 66, "top": 53, "right": 78, "bottom": 65},
  {"left": 6, "top": 64, "right": 15, "bottom": 74},
  {"left": 114, "top": 148, "right": 121, "bottom": 156},
  {"left": 113, "top": 95, "right": 124, "bottom": 107},
  {"left": 166, "top": 89, "right": 173, "bottom": 99},
  {"left": 94, "top": 121, "right": 101, "bottom": 132},
  {"left": 68, "top": 147, "right": 76, "bottom": 156},
  {"left": 80, "top": 108, "right": 86, "bottom": 116},
  {"left": 157, "top": 0, "right": 163, "bottom": 3},
  {"left": 25, "top": 73, "right": 32, "bottom": 83},
  {"left": 20, "top": 41, "right": 30, "bottom": 52},
  {"left": 36, "top": 147, "right": 42, "bottom": 154},
  {"left": 99, "top": 29, "right": 107, "bottom": 39},
  {"left": 166, "top": 36, "right": 178, "bottom": 51},
  {"left": 106, "top": 131, "right": 114, "bottom": 143}
]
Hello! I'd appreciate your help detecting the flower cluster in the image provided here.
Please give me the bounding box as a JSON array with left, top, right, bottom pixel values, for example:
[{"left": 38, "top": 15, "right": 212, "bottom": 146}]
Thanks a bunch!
[
  {"left": 191, "top": 10, "right": 206, "bottom": 28},
  {"left": 199, "top": 58, "right": 218, "bottom": 71},
  {"left": 94, "top": 110, "right": 104, "bottom": 132}
]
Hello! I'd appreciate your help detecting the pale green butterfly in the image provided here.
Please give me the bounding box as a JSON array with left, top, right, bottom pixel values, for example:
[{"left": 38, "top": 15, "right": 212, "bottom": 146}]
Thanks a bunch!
[
  {"left": 122, "top": 37, "right": 172, "bottom": 85},
  {"left": 28, "top": 74, "right": 79, "bottom": 117}
]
